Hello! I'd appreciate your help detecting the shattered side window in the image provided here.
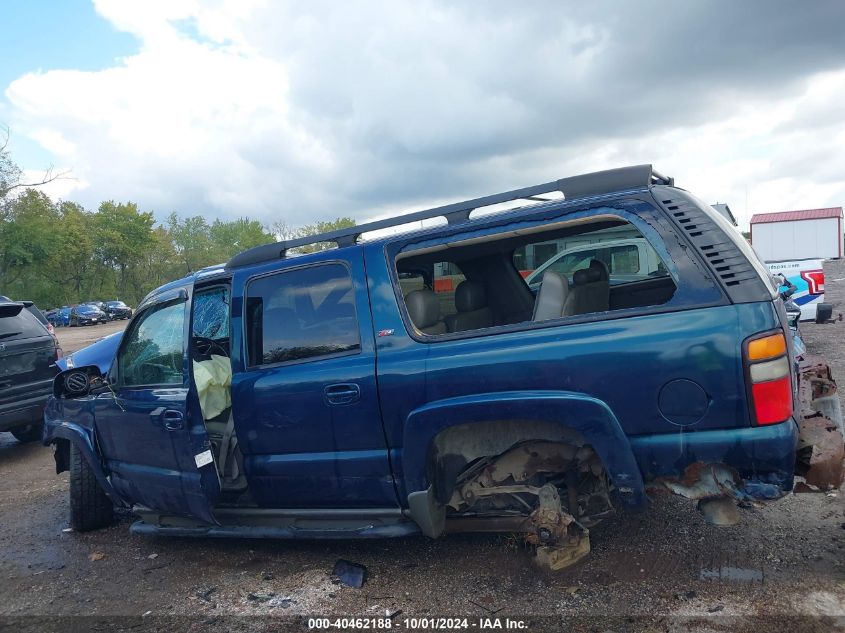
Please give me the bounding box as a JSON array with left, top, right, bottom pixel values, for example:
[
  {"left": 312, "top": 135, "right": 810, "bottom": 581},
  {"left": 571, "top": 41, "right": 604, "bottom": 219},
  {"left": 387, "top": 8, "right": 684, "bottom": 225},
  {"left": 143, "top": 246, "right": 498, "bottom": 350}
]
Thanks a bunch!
[
  {"left": 118, "top": 300, "right": 186, "bottom": 386},
  {"left": 193, "top": 287, "right": 230, "bottom": 340}
]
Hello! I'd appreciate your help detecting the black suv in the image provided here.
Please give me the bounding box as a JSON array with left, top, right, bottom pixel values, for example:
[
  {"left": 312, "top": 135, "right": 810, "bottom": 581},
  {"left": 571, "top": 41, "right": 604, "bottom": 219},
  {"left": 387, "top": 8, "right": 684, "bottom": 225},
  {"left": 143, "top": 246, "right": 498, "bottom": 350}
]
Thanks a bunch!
[{"left": 0, "top": 301, "right": 62, "bottom": 442}]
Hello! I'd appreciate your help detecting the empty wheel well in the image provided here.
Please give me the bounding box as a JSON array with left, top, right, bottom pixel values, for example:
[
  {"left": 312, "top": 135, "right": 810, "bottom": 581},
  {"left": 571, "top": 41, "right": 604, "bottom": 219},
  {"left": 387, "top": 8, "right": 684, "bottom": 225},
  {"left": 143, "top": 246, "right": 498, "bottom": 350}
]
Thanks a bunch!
[
  {"left": 53, "top": 438, "right": 70, "bottom": 474},
  {"left": 429, "top": 419, "right": 613, "bottom": 524}
]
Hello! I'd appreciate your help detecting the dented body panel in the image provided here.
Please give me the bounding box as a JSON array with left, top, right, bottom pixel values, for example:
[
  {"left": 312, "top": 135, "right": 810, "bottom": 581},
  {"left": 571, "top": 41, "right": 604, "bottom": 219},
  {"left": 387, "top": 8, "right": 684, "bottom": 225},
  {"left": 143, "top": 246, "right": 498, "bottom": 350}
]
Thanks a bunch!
[{"left": 42, "top": 175, "right": 823, "bottom": 554}]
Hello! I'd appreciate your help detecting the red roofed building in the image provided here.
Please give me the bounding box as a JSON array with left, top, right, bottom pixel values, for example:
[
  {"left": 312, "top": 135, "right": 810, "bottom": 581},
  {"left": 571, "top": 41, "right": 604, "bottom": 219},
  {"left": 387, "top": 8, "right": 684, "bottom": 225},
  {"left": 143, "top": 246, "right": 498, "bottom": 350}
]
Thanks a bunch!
[{"left": 750, "top": 207, "right": 843, "bottom": 262}]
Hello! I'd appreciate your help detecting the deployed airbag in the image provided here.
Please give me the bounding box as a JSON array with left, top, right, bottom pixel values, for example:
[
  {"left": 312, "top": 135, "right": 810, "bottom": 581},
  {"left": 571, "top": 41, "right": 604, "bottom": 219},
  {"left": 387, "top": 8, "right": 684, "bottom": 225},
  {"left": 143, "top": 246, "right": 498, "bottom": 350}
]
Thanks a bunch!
[{"left": 193, "top": 354, "right": 232, "bottom": 420}]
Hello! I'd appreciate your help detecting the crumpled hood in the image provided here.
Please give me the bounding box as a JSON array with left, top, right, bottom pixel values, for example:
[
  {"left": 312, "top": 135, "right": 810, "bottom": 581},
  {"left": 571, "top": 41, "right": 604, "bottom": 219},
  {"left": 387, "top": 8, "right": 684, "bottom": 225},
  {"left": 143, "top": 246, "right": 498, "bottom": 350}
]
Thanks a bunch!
[{"left": 57, "top": 331, "right": 123, "bottom": 374}]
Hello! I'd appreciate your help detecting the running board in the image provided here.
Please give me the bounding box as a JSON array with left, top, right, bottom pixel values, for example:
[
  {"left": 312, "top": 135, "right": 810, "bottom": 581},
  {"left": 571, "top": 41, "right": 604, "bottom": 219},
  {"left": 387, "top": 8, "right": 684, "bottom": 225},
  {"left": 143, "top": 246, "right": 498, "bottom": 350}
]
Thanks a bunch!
[{"left": 130, "top": 506, "right": 419, "bottom": 539}]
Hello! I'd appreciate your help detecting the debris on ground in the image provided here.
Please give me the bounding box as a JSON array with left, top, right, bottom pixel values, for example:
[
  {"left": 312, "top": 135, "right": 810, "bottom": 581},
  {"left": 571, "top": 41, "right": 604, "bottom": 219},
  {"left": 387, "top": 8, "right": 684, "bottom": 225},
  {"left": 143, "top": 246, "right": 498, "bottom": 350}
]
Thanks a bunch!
[
  {"left": 698, "top": 497, "right": 741, "bottom": 526},
  {"left": 195, "top": 587, "right": 216, "bottom": 603},
  {"left": 795, "top": 356, "right": 845, "bottom": 491},
  {"left": 247, "top": 591, "right": 276, "bottom": 602},
  {"left": 268, "top": 596, "right": 294, "bottom": 609},
  {"left": 331, "top": 560, "right": 367, "bottom": 588},
  {"left": 88, "top": 551, "right": 105, "bottom": 561}
]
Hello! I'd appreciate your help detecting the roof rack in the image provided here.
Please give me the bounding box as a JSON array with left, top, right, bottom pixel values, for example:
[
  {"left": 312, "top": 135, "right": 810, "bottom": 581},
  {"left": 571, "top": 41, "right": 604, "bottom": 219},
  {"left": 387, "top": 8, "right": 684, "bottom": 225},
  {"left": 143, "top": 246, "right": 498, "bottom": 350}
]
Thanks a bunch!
[{"left": 227, "top": 163, "right": 672, "bottom": 268}]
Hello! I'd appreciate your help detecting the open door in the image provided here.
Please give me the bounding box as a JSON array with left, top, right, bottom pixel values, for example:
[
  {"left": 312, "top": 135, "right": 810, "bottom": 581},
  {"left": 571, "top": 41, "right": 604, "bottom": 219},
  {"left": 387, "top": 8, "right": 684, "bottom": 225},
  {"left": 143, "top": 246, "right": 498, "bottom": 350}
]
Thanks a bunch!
[{"left": 94, "top": 286, "right": 220, "bottom": 524}]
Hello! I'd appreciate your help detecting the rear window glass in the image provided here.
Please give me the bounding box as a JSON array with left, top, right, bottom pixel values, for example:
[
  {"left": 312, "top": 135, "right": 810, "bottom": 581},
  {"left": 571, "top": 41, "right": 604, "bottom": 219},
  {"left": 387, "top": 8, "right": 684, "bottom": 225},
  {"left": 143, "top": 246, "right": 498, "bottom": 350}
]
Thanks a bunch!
[
  {"left": 26, "top": 305, "right": 48, "bottom": 325},
  {"left": 0, "top": 306, "right": 49, "bottom": 339},
  {"left": 245, "top": 263, "right": 360, "bottom": 366}
]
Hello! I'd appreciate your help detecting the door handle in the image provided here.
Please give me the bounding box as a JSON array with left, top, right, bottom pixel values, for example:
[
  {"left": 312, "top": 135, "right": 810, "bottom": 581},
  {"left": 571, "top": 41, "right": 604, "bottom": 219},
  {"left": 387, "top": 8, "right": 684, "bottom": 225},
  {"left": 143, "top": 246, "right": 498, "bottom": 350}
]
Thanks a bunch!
[
  {"left": 150, "top": 407, "right": 184, "bottom": 430},
  {"left": 324, "top": 383, "right": 361, "bottom": 405}
]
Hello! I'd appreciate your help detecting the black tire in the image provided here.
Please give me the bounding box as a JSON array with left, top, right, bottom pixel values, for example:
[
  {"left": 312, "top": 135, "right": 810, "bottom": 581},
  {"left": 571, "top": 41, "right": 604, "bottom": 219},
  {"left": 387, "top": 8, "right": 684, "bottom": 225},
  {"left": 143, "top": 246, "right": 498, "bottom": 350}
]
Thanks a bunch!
[
  {"left": 10, "top": 422, "right": 43, "bottom": 443},
  {"left": 69, "top": 442, "right": 114, "bottom": 531}
]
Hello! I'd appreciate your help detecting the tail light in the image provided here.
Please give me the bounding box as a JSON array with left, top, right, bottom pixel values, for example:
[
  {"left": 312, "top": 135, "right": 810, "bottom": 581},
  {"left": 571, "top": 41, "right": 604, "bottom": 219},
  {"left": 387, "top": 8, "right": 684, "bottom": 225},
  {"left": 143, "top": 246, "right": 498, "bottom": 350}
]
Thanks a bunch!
[
  {"left": 800, "top": 269, "right": 825, "bottom": 295},
  {"left": 744, "top": 331, "right": 792, "bottom": 425},
  {"left": 52, "top": 334, "right": 63, "bottom": 359}
]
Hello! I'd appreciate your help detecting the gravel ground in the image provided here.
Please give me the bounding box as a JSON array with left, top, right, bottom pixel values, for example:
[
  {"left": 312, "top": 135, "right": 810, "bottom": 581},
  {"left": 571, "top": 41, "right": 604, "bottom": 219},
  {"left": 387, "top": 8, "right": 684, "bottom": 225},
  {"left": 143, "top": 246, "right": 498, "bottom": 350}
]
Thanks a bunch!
[{"left": 0, "top": 280, "right": 843, "bottom": 632}]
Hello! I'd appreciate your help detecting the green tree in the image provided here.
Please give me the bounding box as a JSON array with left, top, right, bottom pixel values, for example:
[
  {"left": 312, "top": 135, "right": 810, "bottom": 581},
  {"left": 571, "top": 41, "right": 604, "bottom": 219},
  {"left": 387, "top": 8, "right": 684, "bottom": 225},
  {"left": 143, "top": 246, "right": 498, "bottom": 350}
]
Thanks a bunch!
[
  {"left": 210, "top": 217, "right": 272, "bottom": 261},
  {"left": 0, "top": 189, "right": 59, "bottom": 289},
  {"left": 93, "top": 201, "right": 155, "bottom": 300},
  {"left": 167, "top": 213, "right": 215, "bottom": 274},
  {"left": 271, "top": 217, "right": 357, "bottom": 254},
  {"left": 41, "top": 201, "right": 94, "bottom": 302}
]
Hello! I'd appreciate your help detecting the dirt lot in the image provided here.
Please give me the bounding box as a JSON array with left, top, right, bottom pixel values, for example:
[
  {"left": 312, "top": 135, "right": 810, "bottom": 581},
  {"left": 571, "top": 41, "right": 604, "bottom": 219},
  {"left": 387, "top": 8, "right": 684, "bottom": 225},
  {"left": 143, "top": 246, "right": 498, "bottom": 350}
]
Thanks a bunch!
[{"left": 1, "top": 279, "right": 843, "bottom": 632}]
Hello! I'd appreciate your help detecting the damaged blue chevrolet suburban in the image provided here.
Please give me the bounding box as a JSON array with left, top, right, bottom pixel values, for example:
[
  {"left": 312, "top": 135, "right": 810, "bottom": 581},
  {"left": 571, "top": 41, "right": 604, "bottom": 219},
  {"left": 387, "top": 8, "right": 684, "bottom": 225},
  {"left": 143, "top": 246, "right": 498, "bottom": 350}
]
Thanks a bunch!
[{"left": 43, "top": 165, "right": 800, "bottom": 567}]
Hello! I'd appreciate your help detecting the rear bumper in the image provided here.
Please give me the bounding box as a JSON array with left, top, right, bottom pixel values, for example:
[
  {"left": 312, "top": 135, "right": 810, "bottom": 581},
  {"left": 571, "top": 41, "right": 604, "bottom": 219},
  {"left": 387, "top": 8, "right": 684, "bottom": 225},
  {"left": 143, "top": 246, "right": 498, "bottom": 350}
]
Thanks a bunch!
[
  {"left": 629, "top": 419, "right": 798, "bottom": 495},
  {"left": 0, "top": 396, "right": 49, "bottom": 431}
]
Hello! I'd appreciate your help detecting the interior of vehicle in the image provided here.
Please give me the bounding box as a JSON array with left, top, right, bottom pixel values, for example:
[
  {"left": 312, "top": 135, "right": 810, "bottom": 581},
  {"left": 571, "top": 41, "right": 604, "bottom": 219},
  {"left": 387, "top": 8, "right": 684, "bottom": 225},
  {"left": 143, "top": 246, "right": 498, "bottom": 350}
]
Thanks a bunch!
[
  {"left": 396, "top": 215, "right": 677, "bottom": 335},
  {"left": 190, "top": 285, "right": 247, "bottom": 495}
]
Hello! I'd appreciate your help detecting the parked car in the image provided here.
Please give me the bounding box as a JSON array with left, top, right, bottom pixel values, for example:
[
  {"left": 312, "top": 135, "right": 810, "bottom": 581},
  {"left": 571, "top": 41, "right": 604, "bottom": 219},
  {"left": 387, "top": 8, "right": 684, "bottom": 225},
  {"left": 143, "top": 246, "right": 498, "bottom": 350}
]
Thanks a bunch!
[
  {"left": 69, "top": 304, "right": 108, "bottom": 326},
  {"left": 1, "top": 296, "right": 56, "bottom": 336},
  {"left": 20, "top": 301, "right": 55, "bottom": 336},
  {"left": 53, "top": 307, "right": 72, "bottom": 328},
  {"left": 43, "top": 165, "right": 811, "bottom": 569},
  {"left": 524, "top": 235, "right": 666, "bottom": 288},
  {"left": 765, "top": 259, "right": 827, "bottom": 321},
  {"left": 82, "top": 301, "right": 110, "bottom": 317},
  {"left": 103, "top": 300, "right": 133, "bottom": 320},
  {"left": 1, "top": 300, "right": 62, "bottom": 442}
]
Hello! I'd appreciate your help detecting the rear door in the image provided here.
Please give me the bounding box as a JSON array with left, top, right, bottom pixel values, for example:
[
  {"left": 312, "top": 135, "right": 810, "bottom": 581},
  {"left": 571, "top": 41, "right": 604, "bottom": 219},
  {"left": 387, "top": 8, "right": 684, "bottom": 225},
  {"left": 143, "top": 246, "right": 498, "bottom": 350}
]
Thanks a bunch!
[
  {"left": 230, "top": 249, "right": 397, "bottom": 508},
  {"left": 94, "top": 286, "right": 220, "bottom": 522},
  {"left": 0, "top": 304, "right": 57, "bottom": 425}
]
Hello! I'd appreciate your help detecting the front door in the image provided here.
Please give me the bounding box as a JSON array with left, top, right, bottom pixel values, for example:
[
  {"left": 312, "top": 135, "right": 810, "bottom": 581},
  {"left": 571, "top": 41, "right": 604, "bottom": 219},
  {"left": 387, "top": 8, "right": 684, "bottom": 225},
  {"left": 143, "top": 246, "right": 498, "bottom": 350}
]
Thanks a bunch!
[
  {"left": 94, "top": 287, "right": 220, "bottom": 523},
  {"left": 230, "top": 251, "right": 397, "bottom": 508}
]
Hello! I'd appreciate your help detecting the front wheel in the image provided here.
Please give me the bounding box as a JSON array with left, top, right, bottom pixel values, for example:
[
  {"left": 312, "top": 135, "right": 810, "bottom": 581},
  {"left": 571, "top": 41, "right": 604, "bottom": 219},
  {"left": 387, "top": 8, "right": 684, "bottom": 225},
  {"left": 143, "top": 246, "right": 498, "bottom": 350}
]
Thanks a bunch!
[
  {"left": 10, "top": 422, "right": 43, "bottom": 443},
  {"left": 69, "top": 442, "right": 114, "bottom": 531}
]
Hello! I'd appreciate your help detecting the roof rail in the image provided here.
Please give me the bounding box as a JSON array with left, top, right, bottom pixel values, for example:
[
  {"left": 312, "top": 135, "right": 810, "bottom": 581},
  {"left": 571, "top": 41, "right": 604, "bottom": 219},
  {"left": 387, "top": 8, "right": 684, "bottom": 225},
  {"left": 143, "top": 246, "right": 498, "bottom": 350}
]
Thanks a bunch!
[{"left": 226, "top": 164, "right": 672, "bottom": 268}]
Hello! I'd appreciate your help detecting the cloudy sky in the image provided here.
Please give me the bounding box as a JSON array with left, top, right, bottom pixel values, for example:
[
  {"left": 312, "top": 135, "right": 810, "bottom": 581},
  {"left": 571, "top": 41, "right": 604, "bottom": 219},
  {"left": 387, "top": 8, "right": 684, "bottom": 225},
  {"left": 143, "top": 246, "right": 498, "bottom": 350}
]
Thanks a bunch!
[{"left": 2, "top": 0, "right": 844, "bottom": 230}]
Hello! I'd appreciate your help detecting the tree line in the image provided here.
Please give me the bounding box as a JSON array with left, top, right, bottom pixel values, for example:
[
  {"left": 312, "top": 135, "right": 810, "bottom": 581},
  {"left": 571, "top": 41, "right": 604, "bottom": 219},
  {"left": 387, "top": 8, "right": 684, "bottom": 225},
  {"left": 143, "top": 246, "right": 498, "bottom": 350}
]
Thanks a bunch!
[{"left": 0, "top": 127, "right": 354, "bottom": 308}]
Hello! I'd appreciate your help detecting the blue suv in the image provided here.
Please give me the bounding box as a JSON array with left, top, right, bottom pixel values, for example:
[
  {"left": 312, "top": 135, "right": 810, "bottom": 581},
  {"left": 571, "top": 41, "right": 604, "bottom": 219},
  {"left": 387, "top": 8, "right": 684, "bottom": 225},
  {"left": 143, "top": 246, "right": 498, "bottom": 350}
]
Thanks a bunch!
[{"left": 43, "top": 165, "right": 802, "bottom": 567}]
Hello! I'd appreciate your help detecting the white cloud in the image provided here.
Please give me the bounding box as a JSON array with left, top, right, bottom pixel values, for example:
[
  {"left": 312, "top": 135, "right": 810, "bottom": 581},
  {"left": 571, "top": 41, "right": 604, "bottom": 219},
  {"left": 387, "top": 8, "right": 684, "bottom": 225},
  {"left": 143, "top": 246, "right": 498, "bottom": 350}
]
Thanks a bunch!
[{"left": 4, "top": 1, "right": 845, "bottom": 229}]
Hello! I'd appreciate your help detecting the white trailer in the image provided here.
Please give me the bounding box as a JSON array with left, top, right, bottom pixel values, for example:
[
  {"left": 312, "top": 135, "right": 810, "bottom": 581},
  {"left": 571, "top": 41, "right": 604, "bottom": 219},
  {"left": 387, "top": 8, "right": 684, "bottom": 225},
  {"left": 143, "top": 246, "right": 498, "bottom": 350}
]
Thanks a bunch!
[{"left": 750, "top": 207, "right": 843, "bottom": 262}]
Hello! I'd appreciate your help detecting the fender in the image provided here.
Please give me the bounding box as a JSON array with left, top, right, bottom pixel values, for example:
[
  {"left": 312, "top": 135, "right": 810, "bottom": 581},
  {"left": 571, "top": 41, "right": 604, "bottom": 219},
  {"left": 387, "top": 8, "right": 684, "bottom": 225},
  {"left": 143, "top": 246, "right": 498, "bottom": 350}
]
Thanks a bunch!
[
  {"left": 403, "top": 390, "right": 647, "bottom": 509},
  {"left": 42, "top": 398, "right": 127, "bottom": 508}
]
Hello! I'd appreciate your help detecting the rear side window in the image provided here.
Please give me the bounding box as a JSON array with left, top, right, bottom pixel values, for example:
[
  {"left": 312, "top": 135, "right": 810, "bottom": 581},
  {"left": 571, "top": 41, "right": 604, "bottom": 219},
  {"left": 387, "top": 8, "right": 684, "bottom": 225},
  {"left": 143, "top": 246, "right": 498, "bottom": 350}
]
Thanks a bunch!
[
  {"left": 516, "top": 224, "right": 668, "bottom": 287},
  {"left": 398, "top": 262, "right": 465, "bottom": 316},
  {"left": 0, "top": 306, "right": 48, "bottom": 339},
  {"left": 245, "top": 263, "right": 360, "bottom": 366}
]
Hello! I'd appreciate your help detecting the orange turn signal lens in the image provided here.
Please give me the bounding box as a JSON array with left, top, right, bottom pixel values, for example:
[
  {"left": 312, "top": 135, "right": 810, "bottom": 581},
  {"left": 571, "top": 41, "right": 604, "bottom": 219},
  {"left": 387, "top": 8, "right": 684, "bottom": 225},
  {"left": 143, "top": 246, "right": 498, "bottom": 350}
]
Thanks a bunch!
[{"left": 747, "top": 333, "right": 786, "bottom": 361}]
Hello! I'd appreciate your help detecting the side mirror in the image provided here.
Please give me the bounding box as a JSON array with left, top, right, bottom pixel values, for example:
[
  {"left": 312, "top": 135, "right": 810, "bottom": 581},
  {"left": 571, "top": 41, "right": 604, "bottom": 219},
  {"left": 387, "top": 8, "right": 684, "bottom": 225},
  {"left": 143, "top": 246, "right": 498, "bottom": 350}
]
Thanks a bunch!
[{"left": 54, "top": 366, "right": 107, "bottom": 398}]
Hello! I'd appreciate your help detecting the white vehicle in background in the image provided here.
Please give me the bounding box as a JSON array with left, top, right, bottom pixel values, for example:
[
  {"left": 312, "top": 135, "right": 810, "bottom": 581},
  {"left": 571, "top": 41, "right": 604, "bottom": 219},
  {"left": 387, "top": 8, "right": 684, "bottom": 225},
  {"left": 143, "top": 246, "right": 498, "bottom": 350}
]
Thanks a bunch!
[
  {"left": 525, "top": 237, "right": 665, "bottom": 287},
  {"left": 765, "top": 259, "right": 826, "bottom": 321}
]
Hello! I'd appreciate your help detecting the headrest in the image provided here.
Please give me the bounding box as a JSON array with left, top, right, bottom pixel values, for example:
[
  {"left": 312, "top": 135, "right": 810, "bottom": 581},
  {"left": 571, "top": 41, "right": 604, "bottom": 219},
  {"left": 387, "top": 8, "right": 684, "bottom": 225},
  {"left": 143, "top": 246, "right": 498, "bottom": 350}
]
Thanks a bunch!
[
  {"left": 573, "top": 267, "right": 602, "bottom": 285},
  {"left": 455, "top": 281, "right": 487, "bottom": 312},
  {"left": 532, "top": 271, "right": 569, "bottom": 321},
  {"left": 589, "top": 259, "right": 609, "bottom": 280},
  {"left": 405, "top": 289, "right": 441, "bottom": 329}
]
